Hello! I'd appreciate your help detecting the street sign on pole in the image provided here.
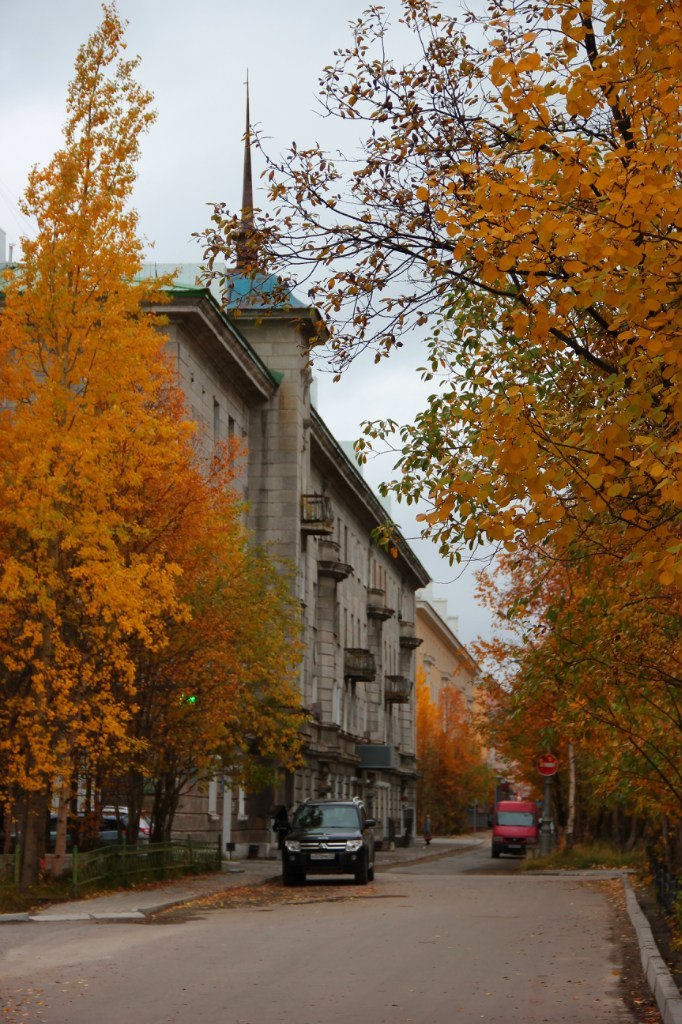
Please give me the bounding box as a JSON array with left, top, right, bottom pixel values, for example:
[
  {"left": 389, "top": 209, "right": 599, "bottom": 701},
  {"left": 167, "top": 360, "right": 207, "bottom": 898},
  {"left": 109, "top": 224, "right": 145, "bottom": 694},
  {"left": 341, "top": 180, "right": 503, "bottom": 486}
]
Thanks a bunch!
[{"left": 537, "top": 752, "right": 559, "bottom": 776}]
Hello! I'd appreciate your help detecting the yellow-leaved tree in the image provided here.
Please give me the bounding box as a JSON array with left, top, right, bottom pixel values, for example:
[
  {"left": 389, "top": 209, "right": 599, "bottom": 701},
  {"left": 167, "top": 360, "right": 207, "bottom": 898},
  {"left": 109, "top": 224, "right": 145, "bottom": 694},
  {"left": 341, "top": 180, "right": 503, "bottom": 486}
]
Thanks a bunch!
[
  {"left": 0, "top": 6, "right": 304, "bottom": 885},
  {"left": 416, "top": 668, "right": 491, "bottom": 835},
  {"left": 206, "top": 0, "right": 680, "bottom": 587},
  {"left": 199, "top": 0, "right": 680, "bottom": 850}
]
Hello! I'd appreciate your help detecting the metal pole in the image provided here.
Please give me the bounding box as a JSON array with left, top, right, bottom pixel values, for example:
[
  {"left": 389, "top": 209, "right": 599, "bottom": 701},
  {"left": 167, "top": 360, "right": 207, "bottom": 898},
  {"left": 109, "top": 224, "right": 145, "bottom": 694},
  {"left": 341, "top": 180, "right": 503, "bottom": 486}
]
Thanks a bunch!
[{"left": 539, "top": 775, "right": 553, "bottom": 856}]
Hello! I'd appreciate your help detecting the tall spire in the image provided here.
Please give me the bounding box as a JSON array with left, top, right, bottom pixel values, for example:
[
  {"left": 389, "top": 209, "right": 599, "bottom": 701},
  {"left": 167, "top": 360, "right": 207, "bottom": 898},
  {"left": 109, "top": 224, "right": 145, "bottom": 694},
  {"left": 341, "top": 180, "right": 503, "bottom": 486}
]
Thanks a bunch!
[{"left": 236, "top": 72, "right": 256, "bottom": 271}]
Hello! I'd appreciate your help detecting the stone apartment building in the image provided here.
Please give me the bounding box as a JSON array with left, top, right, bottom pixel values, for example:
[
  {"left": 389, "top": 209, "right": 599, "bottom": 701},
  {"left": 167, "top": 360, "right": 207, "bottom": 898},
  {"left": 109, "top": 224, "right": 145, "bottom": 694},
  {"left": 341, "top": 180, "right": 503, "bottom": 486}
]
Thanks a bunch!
[
  {"left": 0, "top": 121, "right": 429, "bottom": 856},
  {"left": 145, "top": 267, "right": 430, "bottom": 856}
]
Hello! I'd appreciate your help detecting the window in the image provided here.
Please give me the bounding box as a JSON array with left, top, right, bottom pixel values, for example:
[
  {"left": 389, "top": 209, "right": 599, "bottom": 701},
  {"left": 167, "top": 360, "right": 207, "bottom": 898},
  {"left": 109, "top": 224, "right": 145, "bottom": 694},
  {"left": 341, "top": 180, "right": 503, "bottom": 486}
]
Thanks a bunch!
[{"left": 497, "top": 811, "right": 535, "bottom": 827}]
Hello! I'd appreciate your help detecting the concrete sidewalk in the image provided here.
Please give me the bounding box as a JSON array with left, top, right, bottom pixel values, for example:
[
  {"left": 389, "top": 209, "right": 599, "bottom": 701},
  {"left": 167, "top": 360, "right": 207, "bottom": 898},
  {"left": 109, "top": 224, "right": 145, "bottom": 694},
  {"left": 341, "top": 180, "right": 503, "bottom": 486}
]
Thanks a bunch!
[{"left": 0, "top": 834, "right": 478, "bottom": 924}]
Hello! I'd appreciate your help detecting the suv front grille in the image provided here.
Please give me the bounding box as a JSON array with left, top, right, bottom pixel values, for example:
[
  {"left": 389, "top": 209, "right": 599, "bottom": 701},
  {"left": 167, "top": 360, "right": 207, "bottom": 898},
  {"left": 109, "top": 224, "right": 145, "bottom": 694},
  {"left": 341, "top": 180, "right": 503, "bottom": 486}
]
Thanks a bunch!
[{"left": 300, "top": 839, "right": 347, "bottom": 851}]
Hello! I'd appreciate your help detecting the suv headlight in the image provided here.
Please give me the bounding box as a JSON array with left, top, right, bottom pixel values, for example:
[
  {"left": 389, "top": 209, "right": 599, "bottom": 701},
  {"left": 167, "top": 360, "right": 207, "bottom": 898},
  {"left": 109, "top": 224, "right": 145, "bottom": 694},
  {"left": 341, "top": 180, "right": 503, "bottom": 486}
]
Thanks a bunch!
[
  {"left": 345, "top": 839, "right": 363, "bottom": 852},
  {"left": 284, "top": 839, "right": 300, "bottom": 852}
]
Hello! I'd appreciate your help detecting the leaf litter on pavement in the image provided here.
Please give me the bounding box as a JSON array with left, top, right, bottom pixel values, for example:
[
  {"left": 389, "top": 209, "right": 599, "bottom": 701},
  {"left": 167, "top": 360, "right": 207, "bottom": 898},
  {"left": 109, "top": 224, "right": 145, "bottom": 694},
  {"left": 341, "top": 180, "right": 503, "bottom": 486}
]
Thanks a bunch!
[{"left": 150, "top": 879, "right": 406, "bottom": 922}]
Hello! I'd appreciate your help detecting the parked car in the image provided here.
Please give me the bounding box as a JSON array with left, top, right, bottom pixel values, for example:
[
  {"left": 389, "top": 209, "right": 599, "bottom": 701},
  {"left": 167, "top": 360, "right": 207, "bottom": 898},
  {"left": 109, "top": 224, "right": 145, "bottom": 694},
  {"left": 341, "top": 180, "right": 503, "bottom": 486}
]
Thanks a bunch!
[
  {"left": 101, "top": 806, "right": 152, "bottom": 842},
  {"left": 281, "top": 798, "right": 376, "bottom": 886},
  {"left": 2, "top": 809, "right": 149, "bottom": 855},
  {"left": 47, "top": 813, "right": 123, "bottom": 852}
]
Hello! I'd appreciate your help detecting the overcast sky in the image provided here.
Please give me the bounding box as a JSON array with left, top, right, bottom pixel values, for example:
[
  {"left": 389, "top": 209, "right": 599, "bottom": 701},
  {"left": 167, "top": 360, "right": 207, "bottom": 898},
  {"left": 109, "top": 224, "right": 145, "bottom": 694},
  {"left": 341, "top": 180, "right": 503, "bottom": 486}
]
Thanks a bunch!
[{"left": 0, "top": 0, "right": 499, "bottom": 647}]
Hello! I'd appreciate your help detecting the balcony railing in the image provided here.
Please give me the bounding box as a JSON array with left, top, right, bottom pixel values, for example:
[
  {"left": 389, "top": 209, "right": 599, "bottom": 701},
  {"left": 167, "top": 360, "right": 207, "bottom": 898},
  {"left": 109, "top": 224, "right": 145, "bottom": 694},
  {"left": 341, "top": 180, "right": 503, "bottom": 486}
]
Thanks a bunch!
[
  {"left": 385, "top": 675, "right": 412, "bottom": 704},
  {"left": 398, "top": 620, "right": 423, "bottom": 650},
  {"left": 344, "top": 648, "right": 376, "bottom": 683},
  {"left": 367, "top": 587, "right": 395, "bottom": 621},
  {"left": 301, "top": 494, "right": 335, "bottom": 535}
]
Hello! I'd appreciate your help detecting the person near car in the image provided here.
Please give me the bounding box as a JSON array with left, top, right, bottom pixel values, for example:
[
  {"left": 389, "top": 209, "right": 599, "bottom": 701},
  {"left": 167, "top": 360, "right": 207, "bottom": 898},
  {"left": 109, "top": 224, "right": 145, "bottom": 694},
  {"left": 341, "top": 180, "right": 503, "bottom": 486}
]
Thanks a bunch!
[{"left": 271, "top": 805, "right": 290, "bottom": 849}]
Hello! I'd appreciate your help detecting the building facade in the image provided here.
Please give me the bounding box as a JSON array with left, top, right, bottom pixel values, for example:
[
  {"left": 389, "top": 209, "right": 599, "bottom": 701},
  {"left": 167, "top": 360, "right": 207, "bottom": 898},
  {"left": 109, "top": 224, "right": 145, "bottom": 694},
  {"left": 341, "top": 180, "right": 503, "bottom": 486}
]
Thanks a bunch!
[
  {"left": 149, "top": 272, "right": 430, "bottom": 855},
  {"left": 416, "top": 592, "right": 480, "bottom": 710}
]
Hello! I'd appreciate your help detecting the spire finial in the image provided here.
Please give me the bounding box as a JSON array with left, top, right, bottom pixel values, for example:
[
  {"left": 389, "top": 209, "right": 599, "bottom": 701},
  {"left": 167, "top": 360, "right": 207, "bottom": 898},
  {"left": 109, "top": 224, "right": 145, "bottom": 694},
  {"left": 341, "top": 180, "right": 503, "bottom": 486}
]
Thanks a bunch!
[
  {"left": 236, "top": 72, "right": 256, "bottom": 271},
  {"left": 241, "top": 70, "right": 253, "bottom": 223}
]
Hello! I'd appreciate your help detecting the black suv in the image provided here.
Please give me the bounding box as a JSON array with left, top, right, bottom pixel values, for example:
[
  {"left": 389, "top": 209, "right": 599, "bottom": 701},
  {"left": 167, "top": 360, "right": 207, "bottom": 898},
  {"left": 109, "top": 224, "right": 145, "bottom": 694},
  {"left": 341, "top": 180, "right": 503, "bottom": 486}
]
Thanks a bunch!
[{"left": 281, "top": 798, "right": 376, "bottom": 886}]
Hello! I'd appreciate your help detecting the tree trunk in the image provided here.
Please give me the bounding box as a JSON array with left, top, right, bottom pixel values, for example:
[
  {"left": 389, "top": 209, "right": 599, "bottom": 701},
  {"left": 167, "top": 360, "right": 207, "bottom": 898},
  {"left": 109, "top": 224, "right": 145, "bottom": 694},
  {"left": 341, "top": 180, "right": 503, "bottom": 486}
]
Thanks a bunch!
[
  {"left": 50, "top": 786, "right": 70, "bottom": 879},
  {"left": 565, "top": 742, "right": 576, "bottom": 851},
  {"left": 19, "top": 789, "right": 49, "bottom": 889}
]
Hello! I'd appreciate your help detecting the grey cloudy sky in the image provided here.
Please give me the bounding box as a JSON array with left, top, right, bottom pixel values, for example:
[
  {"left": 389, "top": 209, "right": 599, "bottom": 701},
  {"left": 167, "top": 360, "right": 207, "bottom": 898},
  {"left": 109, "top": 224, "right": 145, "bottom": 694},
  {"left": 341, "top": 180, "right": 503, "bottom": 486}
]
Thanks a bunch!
[{"left": 0, "top": 0, "right": 498, "bottom": 647}]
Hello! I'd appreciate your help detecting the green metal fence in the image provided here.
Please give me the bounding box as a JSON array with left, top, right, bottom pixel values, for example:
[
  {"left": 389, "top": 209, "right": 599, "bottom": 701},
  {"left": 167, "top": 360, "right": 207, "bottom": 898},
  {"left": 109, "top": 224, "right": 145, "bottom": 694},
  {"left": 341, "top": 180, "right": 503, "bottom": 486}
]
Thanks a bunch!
[
  {"left": 71, "top": 837, "right": 223, "bottom": 898},
  {"left": 1, "top": 838, "right": 222, "bottom": 900},
  {"left": 0, "top": 845, "right": 20, "bottom": 887}
]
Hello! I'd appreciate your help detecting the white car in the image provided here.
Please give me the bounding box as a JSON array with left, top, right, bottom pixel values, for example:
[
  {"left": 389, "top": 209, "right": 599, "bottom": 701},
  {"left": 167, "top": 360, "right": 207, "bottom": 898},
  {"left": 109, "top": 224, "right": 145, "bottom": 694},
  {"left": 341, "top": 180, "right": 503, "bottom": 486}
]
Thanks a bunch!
[{"left": 101, "top": 806, "right": 152, "bottom": 841}]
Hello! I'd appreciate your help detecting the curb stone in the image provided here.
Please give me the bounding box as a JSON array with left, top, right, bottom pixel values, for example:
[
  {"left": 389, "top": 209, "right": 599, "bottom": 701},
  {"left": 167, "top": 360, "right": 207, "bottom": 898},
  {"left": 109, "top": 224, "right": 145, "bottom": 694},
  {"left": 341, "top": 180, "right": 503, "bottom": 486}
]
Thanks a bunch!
[{"left": 623, "top": 876, "right": 682, "bottom": 1024}]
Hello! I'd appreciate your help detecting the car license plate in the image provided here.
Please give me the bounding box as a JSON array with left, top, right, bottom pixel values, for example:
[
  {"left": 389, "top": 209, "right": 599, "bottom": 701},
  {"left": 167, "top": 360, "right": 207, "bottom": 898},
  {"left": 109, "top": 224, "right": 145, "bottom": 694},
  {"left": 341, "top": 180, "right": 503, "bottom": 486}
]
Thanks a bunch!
[{"left": 310, "top": 852, "right": 335, "bottom": 860}]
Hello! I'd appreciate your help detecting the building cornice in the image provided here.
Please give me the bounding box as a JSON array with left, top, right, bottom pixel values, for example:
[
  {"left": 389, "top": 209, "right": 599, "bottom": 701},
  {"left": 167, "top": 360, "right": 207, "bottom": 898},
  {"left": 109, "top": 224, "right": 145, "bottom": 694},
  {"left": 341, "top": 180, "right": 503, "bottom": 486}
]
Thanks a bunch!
[
  {"left": 311, "top": 408, "right": 430, "bottom": 590},
  {"left": 416, "top": 599, "right": 479, "bottom": 674},
  {"left": 147, "top": 288, "right": 280, "bottom": 403}
]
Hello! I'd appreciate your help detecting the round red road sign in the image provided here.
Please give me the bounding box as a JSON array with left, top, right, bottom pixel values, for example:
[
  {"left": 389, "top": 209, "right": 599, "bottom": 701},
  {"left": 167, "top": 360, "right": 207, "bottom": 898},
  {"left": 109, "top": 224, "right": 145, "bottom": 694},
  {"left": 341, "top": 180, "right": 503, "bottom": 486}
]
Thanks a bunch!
[{"left": 537, "top": 753, "right": 559, "bottom": 776}]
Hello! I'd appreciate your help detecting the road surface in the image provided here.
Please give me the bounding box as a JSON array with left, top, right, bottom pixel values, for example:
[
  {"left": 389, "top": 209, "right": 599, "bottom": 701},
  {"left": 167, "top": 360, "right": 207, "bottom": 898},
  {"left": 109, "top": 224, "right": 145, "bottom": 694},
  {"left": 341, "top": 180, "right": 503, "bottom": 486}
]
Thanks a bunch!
[{"left": 0, "top": 843, "right": 649, "bottom": 1023}]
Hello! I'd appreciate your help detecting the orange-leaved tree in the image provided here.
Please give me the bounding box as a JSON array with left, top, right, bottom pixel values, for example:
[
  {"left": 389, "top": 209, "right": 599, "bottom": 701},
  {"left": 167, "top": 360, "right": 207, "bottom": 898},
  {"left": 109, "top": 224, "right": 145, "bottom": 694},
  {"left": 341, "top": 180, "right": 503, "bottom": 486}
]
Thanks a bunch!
[
  {"left": 0, "top": 5, "right": 183, "bottom": 884},
  {"left": 475, "top": 538, "right": 682, "bottom": 848},
  {"left": 200, "top": 0, "right": 681, "bottom": 590},
  {"left": 198, "top": 0, "right": 680, "bottom": 852},
  {"left": 0, "top": 6, "right": 305, "bottom": 886},
  {"left": 416, "top": 667, "right": 491, "bottom": 834},
  {"left": 117, "top": 439, "right": 305, "bottom": 842}
]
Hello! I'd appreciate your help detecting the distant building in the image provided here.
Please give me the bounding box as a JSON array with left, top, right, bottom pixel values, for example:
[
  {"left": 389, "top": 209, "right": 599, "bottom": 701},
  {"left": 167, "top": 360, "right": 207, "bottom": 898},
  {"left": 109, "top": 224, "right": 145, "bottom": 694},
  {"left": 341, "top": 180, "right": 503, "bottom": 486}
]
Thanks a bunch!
[{"left": 415, "top": 591, "right": 479, "bottom": 710}]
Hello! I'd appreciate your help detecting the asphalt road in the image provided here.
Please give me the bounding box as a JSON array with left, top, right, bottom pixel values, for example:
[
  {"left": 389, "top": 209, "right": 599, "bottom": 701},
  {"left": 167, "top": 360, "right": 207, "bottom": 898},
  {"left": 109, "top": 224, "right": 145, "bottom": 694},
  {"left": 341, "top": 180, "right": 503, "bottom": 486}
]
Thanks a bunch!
[{"left": 1, "top": 844, "right": 642, "bottom": 1024}]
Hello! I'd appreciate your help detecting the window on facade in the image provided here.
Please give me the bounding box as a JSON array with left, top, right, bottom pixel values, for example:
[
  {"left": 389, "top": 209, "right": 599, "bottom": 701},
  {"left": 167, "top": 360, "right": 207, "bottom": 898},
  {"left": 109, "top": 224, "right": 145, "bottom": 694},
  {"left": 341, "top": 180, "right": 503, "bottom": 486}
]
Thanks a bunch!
[
  {"left": 237, "top": 786, "right": 247, "bottom": 820},
  {"left": 213, "top": 398, "right": 221, "bottom": 441}
]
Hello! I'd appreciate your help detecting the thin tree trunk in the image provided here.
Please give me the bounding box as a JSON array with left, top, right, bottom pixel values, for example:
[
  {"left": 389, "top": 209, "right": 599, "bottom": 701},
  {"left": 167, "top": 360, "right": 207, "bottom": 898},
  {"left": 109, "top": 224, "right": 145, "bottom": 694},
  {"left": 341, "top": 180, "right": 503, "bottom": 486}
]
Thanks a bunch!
[
  {"left": 565, "top": 742, "right": 576, "bottom": 851},
  {"left": 19, "top": 789, "right": 49, "bottom": 889},
  {"left": 50, "top": 785, "right": 70, "bottom": 879}
]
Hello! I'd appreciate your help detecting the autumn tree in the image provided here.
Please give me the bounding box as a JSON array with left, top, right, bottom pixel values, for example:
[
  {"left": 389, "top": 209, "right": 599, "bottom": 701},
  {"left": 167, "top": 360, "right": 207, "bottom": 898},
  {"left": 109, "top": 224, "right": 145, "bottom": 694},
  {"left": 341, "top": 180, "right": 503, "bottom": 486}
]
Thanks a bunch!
[
  {"left": 416, "top": 668, "right": 491, "bottom": 834},
  {"left": 0, "top": 5, "right": 182, "bottom": 884},
  {"left": 199, "top": 0, "right": 680, "bottom": 588},
  {"left": 115, "top": 442, "right": 304, "bottom": 843},
  {"left": 475, "top": 539, "right": 682, "bottom": 848},
  {"left": 200, "top": 0, "right": 680, "bottom": 853},
  {"left": 0, "top": 7, "right": 305, "bottom": 884}
]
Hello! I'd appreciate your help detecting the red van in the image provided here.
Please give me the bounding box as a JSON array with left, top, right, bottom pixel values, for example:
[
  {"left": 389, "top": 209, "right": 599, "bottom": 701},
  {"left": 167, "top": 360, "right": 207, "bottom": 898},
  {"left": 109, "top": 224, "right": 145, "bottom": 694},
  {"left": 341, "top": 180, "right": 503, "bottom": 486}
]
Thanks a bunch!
[{"left": 491, "top": 800, "right": 538, "bottom": 857}]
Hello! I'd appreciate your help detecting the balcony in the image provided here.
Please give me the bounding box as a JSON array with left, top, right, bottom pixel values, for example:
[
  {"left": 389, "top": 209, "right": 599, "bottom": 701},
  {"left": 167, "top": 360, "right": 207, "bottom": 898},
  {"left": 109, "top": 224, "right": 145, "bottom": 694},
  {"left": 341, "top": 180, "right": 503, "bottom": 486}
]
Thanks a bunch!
[
  {"left": 398, "top": 620, "right": 423, "bottom": 650},
  {"left": 385, "top": 675, "right": 412, "bottom": 704},
  {"left": 317, "top": 539, "right": 353, "bottom": 581},
  {"left": 355, "top": 743, "right": 396, "bottom": 770},
  {"left": 367, "top": 587, "right": 395, "bottom": 621},
  {"left": 344, "top": 648, "right": 376, "bottom": 683},
  {"left": 301, "top": 494, "right": 334, "bottom": 536}
]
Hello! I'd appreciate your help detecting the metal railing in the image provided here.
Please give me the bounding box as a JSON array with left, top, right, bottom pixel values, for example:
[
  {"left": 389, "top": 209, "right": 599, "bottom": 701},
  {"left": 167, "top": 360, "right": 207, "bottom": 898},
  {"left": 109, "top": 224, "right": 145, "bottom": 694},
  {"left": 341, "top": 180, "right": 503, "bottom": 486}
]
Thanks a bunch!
[
  {"left": 344, "top": 648, "right": 376, "bottom": 682},
  {"left": 648, "top": 848, "right": 680, "bottom": 918},
  {"left": 71, "top": 837, "right": 222, "bottom": 898}
]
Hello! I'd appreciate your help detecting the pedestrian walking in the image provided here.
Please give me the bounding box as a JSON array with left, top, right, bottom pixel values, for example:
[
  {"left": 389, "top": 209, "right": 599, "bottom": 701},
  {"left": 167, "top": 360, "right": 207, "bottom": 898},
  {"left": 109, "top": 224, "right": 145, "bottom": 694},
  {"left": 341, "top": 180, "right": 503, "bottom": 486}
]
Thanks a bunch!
[
  {"left": 272, "top": 805, "right": 290, "bottom": 850},
  {"left": 423, "top": 814, "right": 432, "bottom": 846}
]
